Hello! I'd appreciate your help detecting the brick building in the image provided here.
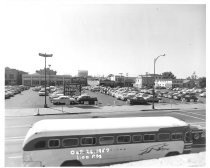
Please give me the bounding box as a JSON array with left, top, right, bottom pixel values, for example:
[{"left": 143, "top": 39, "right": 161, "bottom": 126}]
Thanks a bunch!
[{"left": 5, "top": 67, "right": 28, "bottom": 85}]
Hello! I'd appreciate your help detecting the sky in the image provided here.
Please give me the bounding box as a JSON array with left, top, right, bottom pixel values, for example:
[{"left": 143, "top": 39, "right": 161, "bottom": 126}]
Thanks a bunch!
[{"left": 0, "top": 1, "right": 206, "bottom": 78}]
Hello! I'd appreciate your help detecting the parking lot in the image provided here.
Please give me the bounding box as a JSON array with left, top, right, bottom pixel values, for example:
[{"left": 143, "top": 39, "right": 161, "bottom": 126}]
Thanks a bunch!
[
  {"left": 5, "top": 88, "right": 123, "bottom": 108},
  {"left": 5, "top": 86, "right": 206, "bottom": 109}
]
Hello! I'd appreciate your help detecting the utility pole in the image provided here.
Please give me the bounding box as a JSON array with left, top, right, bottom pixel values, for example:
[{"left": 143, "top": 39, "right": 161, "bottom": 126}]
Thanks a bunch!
[
  {"left": 39, "top": 53, "right": 53, "bottom": 108},
  {"left": 48, "top": 64, "right": 51, "bottom": 87},
  {"left": 152, "top": 54, "right": 166, "bottom": 110}
]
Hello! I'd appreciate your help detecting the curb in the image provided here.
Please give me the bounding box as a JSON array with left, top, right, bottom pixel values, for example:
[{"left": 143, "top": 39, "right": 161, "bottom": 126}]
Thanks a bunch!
[{"left": 141, "top": 108, "right": 180, "bottom": 111}]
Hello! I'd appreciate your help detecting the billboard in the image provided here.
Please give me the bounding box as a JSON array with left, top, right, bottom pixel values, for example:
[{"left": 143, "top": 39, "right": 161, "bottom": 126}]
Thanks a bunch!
[{"left": 64, "top": 82, "right": 81, "bottom": 96}]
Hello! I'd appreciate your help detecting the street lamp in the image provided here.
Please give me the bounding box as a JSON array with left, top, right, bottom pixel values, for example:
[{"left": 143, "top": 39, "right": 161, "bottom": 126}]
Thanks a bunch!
[
  {"left": 39, "top": 53, "right": 53, "bottom": 108},
  {"left": 152, "top": 54, "right": 166, "bottom": 110},
  {"left": 48, "top": 64, "right": 51, "bottom": 87}
]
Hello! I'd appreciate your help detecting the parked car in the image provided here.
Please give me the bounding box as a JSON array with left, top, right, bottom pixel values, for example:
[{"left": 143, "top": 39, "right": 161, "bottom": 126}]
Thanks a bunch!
[
  {"left": 32, "top": 86, "right": 42, "bottom": 91},
  {"left": 183, "top": 95, "right": 198, "bottom": 102},
  {"left": 49, "top": 93, "right": 64, "bottom": 102},
  {"left": 52, "top": 96, "right": 70, "bottom": 105},
  {"left": 39, "top": 89, "right": 49, "bottom": 96},
  {"left": 167, "top": 93, "right": 173, "bottom": 99},
  {"left": 143, "top": 95, "right": 160, "bottom": 102},
  {"left": 6, "top": 91, "right": 15, "bottom": 97},
  {"left": 5, "top": 91, "right": 11, "bottom": 99},
  {"left": 77, "top": 95, "right": 98, "bottom": 105},
  {"left": 173, "top": 94, "right": 182, "bottom": 100},
  {"left": 199, "top": 92, "right": 206, "bottom": 97},
  {"left": 68, "top": 97, "right": 78, "bottom": 105},
  {"left": 119, "top": 93, "right": 133, "bottom": 101},
  {"left": 127, "top": 97, "right": 148, "bottom": 105},
  {"left": 163, "top": 93, "right": 168, "bottom": 98}
]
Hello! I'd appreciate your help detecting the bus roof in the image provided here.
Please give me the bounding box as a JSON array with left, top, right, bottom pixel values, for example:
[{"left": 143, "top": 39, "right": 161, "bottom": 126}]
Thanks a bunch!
[{"left": 24, "top": 116, "right": 188, "bottom": 143}]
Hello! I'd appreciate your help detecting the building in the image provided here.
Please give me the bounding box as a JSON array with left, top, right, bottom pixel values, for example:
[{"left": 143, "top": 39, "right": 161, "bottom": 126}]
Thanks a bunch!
[
  {"left": 182, "top": 79, "right": 197, "bottom": 88},
  {"left": 172, "top": 79, "right": 184, "bottom": 88},
  {"left": 134, "top": 74, "right": 155, "bottom": 88},
  {"left": 99, "top": 79, "right": 115, "bottom": 87},
  {"left": 36, "top": 68, "right": 57, "bottom": 75},
  {"left": 22, "top": 73, "right": 87, "bottom": 87},
  {"left": 87, "top": 78, "right": 100, "bottom": 86},
  {"left": 103, "top": 75, "right": 135, "bottom": 87},
  {"left": 124, "top": 77, "right": 136, "bottom": 87},
  {"left": 5, "top": 67, "right": 28, "bottom": 85},
  {"left": 78, "top": 70, "right": 88, "bottom": 78},
  {"left": 155, "top": 79, "right": 173, "bottom": 88}
]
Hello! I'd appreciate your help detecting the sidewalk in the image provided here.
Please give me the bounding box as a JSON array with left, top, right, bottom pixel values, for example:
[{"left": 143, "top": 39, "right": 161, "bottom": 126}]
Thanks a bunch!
[{"left": 5, "top": 103, "right": 205, "bottom": 117}]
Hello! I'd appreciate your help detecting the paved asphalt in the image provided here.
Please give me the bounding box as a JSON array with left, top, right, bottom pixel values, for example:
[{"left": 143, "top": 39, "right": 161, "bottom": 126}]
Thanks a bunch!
[
  {"left": 5, "top": 89, "right": 128, "bottom": 108},
  {"left": 5, "top": 89, "right": 206, "bottom": 167}
]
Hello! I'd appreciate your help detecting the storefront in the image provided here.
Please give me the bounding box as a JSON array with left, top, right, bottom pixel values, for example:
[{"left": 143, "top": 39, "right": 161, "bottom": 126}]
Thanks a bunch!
[{"left": 22, "top": 74, "right": 87, "bottom": 87}]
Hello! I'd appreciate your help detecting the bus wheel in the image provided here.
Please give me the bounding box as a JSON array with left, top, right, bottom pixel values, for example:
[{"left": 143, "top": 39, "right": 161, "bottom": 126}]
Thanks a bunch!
[
  {"left": 61, "top": 160, "right": 82, "bottom": 166},
  {"left": 165, "top": 151, "right": 180, "bottom": 157}
]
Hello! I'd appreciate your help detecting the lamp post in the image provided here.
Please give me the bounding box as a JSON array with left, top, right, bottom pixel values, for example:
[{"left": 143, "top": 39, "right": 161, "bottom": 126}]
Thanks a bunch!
[
  {"left": 152, "top": 54, "right": 166, "bottom": 110},
  {"left": 39, "top": 53, "right": 53, "bottom": 108},
  {"left": 48, "top": 64, "right": 51, "bottom": 87}
]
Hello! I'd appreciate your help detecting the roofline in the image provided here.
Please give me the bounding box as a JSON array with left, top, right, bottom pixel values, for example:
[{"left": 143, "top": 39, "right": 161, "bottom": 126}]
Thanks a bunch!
[{"left": 23, "top": 117, "right": 188, "bottom": 145}]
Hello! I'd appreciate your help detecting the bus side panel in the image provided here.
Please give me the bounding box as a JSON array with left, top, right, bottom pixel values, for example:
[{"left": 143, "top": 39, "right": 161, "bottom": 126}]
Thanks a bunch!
[{"left": 27, "top": 141, "right": 184, "bottom": 166}]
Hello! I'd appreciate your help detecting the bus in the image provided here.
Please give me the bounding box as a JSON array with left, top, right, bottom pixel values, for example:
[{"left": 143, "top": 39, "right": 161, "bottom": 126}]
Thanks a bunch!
[{"left": 22, "top": 116, "right": 193, "bottom": 166}]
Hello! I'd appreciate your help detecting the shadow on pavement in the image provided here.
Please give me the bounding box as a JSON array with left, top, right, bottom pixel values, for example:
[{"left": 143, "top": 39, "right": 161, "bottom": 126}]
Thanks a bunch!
[
  {"left": 49, "top": 105, "right": 101, "bottom": 109},
  {"left": 72, "top": 105, "right": 101, "bottom": 109},
  {"left": 35, "top": 112, "right": 92, "bottom": 116}
]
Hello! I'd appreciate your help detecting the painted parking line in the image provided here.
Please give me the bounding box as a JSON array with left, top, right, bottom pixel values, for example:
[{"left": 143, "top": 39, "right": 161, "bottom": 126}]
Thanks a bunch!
[
  {"left": 182, "top": 111, "right": 206, "bottom": 117},
  {"left": 6, "top": 125, "right": 31, "bottom": 128},
  {"left": 188, "top": 122, "right": 206, "bottom": 125},
  {"left": 7, "top": 155, "right": 22, "bottom": 159},
  {"left": 173, "top": 112, "right": 205, "bottom": 121}
]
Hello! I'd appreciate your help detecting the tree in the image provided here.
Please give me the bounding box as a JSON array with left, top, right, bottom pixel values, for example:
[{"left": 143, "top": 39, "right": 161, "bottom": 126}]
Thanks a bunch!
[
  {"left": 107, "top": 74, "right": 114, "bottom": 77},
  {"left": 161, "top": 72, "right": 176, "bottom": 79},
  {"left": 191, "top": 71, "right": 198, "bottom": 80},
  {"left": 187, "top": 71, "right": 198, "bottom": 80},
  {"left": 199, "top": 77, "right": 206, "bottom": 88}
]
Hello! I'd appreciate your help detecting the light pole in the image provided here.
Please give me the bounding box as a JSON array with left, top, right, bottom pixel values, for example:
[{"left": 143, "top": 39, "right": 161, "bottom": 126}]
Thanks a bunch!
[
  {"left": 48, "top": 64, "right": 51, "bottom": 87},
  {"left": 152, "top": 54, "right": 166, "bottom": 110},
  {"left": 39, "top": 53, "right": 53, "bottom": 108}
]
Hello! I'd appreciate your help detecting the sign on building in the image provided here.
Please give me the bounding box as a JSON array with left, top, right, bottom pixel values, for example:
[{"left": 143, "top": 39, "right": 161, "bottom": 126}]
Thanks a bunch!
[{"left": 64, "top": 82, "right": 81, "bottom": 96}]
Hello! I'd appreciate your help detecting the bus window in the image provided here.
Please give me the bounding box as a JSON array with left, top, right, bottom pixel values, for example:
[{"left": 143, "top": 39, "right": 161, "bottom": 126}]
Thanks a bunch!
[
  {"left": 158, "top": 133, "right": 170, "bottom": 141},
  {"left": 117, "top": 135, "right": 131, "bottom": 143},
  {"left": 99, "top": 136, "right": 114, "bottom": 145},
  {"left": 143, "top": 134, "right": 156, "bottom": 142},
  {"left": 48, "top": 139, "right": 60, "bottom": 148},
  {"left": 34, "top": 140, "right": 46, "bottom": 149},
  {"left": 132, "top": 135, "right": 142, "bottom": 142},
  {"left": 62, "top": 138, "right": 79, "bottom": 147},
  {"left": 81, "top": 137, "right": 96, "bottom": 146},
  {"left": 171, "top": 133, "right": 183, "bottom": 140}
]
